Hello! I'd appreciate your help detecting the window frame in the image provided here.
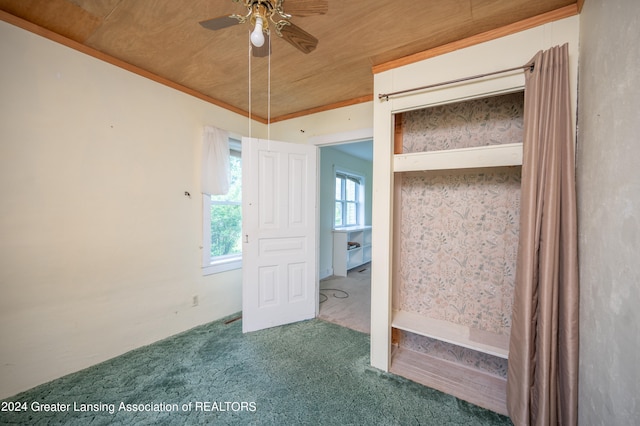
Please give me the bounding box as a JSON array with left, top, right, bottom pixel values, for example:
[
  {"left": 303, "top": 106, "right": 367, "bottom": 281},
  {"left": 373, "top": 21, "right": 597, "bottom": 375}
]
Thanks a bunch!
[
  {"left": 334, "top": 169, "right": 365, "bottom": 228},
  {"left": 202, "top": 139, "right": 242, "bottom": 275}
]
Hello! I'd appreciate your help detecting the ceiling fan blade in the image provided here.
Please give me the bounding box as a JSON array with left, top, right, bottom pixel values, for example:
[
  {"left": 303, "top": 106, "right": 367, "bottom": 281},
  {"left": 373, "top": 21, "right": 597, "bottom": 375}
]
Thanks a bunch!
[
  {"left": 279, "top": 22, "right": 318, "bottom": 54},
  {"left": 199, "top": 15, "right": 240, "bottom": 31},
  {"left": 252, "top": 33, "right": 271, "bottom": 57},
  {"left": 284, "top": 0, "right": 328, "bottom": 17}
]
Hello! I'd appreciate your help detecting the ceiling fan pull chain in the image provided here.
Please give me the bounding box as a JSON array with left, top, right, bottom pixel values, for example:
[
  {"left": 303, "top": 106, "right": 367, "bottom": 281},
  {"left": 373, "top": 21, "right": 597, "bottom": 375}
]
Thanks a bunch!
[
  {"left": 267, "top": 28, "right": 271, "bottom": 141},
  {"left": 248, "top": 30, "right": 252, "bottom": 140}
]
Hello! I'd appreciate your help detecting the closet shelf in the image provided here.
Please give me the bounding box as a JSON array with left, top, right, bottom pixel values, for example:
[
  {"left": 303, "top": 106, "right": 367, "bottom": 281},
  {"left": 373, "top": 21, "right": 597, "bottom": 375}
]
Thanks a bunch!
[
  {"left": 391, "top": 310, "right": 509, "bottom": 359},
  {"left": 393, "top": 142, "right": 523, "bottom": 172}
]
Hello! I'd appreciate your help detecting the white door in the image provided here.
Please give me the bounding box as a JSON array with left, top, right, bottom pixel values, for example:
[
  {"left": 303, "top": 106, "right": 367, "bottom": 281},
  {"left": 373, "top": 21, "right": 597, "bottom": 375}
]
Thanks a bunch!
[{"left": 241, "top": 137, "right": 317, "bottom": 333}]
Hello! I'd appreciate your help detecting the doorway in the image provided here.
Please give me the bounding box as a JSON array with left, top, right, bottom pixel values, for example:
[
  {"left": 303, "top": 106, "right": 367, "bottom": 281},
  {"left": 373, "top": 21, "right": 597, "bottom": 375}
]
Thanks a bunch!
[{"left": 317, "top": 139, "right": 373, "bottom": 334}]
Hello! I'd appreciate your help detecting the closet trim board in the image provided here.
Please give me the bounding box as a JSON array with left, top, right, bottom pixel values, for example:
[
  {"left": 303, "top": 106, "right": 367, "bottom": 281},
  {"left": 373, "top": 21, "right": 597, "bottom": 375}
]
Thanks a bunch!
[
  {"left": 393, "top": 142, "right": 523, "bottom": 172},
  {"left": 390, "top": 85, "right": 526, "bottom": 119},
  {"left": 390, "top": 346, "right": 508, "bottom": 416},
  {"left": 393, "top": 113, "right": 404, "bottom": 154},
  {"left": 392, "top": 174, "right": 403, "bottom": 310}
]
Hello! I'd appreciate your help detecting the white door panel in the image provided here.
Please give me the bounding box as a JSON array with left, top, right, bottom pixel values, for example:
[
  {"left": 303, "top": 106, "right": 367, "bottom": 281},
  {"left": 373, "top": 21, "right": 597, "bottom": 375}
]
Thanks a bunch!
[{"left": 242, "top": 137, "right": 317, "bottom": 333}]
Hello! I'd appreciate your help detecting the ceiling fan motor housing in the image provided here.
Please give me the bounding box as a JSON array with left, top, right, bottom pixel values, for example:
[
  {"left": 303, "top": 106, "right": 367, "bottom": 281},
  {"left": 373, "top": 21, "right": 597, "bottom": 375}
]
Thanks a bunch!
[{"left": 201, "top": 0, "right": 325, "bottom": 54}]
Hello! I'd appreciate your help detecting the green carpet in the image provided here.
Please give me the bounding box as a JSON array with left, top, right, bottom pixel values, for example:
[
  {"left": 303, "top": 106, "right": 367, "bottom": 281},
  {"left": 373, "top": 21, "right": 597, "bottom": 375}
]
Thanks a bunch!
[{"left": 1, "top": 315, "right": 512, "bottom": 425}]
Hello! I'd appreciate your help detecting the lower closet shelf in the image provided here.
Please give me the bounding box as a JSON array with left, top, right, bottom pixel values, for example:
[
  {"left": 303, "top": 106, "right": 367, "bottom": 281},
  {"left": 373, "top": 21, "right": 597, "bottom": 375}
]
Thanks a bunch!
[
  {"left": 390, "top": 346, "right": 508, "bottom": 416},
  {"left": 392, "top": 310, "right": 509, "bottom": 359}
]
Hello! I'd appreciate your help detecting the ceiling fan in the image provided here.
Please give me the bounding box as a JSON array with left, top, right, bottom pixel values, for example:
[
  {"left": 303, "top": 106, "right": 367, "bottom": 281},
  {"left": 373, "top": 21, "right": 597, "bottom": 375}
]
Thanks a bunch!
[{"left": 199, "top": 0, "right": 328, "bottom": 57}]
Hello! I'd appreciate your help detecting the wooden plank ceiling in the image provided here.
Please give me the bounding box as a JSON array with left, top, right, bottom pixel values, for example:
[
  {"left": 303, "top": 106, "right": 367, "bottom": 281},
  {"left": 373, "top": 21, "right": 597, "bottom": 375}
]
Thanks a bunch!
[{"left": 0, "top": 0, "right": 576, "bottom": 122}]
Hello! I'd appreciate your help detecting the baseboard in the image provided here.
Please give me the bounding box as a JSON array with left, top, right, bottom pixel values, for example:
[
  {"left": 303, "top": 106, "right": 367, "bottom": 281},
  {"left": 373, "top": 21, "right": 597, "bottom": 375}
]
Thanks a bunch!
[{"left": 319, "top": 268, "right": 333, "bottom": 280}]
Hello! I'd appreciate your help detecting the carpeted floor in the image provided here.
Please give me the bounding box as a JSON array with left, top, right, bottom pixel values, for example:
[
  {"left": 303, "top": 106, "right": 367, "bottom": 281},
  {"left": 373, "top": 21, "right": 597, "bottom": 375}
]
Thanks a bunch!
[{"left": 0, "top": 315, "right": 512, "bottom": 425}]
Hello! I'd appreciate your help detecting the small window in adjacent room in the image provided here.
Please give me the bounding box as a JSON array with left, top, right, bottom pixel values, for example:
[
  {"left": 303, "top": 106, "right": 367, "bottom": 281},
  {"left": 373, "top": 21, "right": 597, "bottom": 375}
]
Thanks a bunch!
[
  {"left": 203, "top": 140, "right": 242, "bottom": 275},
  {"left": 335, "top": 171, "right": 364, "bottom": 227}
]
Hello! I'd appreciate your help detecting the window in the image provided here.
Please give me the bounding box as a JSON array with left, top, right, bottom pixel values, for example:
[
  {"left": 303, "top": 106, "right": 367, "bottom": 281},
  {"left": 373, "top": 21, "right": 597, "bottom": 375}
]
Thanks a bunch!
[
  {"left": 335, "top": 171, "right": 363, "bottom": 227},
  {"left": 203, "top": 140, "right": 242, "bottom": 274}
]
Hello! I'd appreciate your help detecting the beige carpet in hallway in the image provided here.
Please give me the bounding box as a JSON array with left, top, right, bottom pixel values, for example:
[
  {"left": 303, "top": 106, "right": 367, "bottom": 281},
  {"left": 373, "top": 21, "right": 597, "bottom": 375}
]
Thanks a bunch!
[{"left": 318, "top": 263, "right": 371, "bottom": 334}]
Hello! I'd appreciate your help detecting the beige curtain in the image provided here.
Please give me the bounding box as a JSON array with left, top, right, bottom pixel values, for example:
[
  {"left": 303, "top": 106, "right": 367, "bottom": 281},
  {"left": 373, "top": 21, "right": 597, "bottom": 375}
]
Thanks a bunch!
[{"left": 507, "top": 44, "right": 579, "bottom": 426}]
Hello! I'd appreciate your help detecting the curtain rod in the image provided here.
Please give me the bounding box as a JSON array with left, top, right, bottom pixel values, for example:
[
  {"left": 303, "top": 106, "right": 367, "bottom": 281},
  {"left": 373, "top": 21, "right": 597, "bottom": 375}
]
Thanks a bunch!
[{"left": 378, "top": 63, "right": 534, "bottom": 101}]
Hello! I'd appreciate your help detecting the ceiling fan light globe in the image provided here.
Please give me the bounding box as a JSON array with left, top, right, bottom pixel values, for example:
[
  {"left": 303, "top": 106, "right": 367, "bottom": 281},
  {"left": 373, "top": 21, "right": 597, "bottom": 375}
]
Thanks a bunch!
[{"left": 250, "top": 17, "right": 265, "bottom": 47}]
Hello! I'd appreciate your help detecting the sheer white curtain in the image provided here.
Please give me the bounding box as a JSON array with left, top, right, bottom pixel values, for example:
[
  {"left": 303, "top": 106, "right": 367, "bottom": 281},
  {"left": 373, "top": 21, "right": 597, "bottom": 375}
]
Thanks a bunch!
[{"left": 201, "top": 126, "right": 230, "bottom": 196}]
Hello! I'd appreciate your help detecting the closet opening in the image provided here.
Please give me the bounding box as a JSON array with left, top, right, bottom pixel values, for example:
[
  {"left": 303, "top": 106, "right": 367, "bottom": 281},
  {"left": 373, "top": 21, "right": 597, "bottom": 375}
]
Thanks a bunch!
[
  {"left": 390, "top": 91, "right": 524, "bottom": 415},
  {"left": 318, "top": 140, "right": 373, "bottom": 335}
]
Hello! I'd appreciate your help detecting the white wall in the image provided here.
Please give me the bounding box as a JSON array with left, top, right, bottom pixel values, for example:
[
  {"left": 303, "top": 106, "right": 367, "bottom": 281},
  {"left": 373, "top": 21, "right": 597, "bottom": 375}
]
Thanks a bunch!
[
  {"left": 0, "top": 20, "right": 248, "bottom": 399},
  {"left": 268, "top": 102, "right": 373, "bottom": 145},
  {"left": 577, "top": 1, "right": 640, "bottom": 424},
  {"left": 318, "top": 147, "right": 373, "bottom": 278},
  {"left": 371, "top": 16, "right": 580, "bottom": 370}
]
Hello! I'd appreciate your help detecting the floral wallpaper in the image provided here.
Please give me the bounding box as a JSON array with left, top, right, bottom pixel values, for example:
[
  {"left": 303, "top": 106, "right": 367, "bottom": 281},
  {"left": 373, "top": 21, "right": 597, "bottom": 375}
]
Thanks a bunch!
[
  {"left": 402, "top": 92, "right": 524, "bottom": 153},
  {"left": 394, "top": 92, "right": 524, "bottom": 377},
  {"left": 399, "top": 331, "right": 509, "bottom": 377},
  {"left": 395, "top": 169, "right": 521, "bottom": 332}
]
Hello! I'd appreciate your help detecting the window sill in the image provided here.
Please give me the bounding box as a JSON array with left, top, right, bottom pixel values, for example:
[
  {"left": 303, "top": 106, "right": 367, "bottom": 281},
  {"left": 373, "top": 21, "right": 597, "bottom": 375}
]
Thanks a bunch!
[{"left": 203, "top": 257, "right": 242, "bottom": 275}]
